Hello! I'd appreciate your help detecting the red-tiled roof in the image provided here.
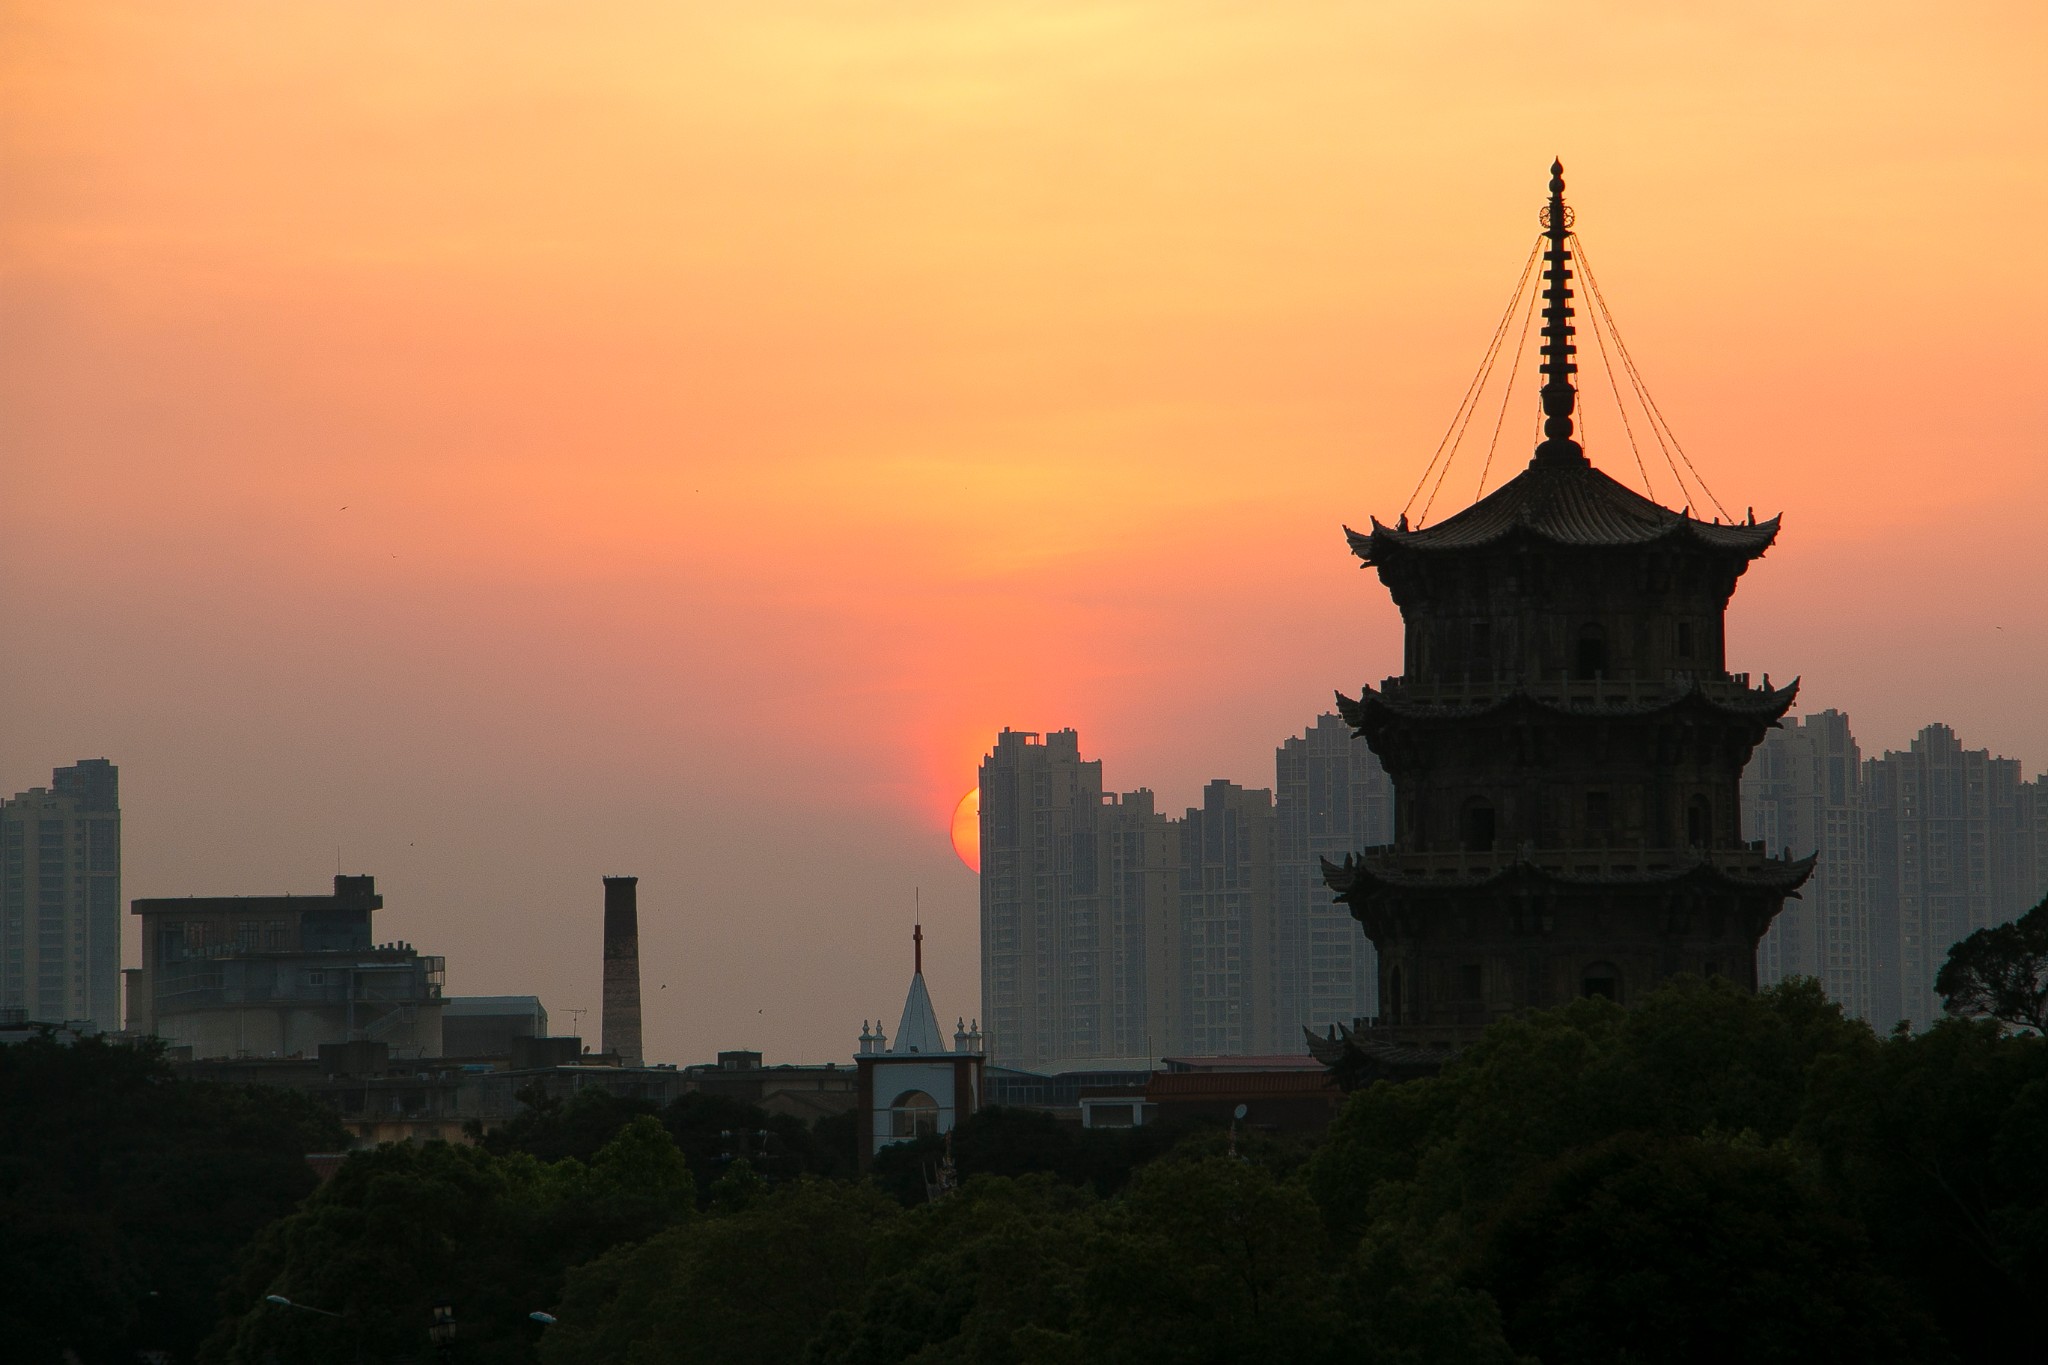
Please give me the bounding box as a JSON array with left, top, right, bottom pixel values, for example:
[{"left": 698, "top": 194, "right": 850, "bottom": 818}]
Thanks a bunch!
[
  {"left": 1160, "top": 1054, "right": 1325, "bottom": 1072},
  {"left": 1148, "top": 1070, "right": 1340, "bottom": 1099}
]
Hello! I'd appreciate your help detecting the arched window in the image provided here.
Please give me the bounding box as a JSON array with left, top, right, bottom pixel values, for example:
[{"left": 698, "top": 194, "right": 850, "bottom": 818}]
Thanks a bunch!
[
  {"left": 1687, "top": 797, "right": 1712, "bottom": 849},
  {"left": 1574, "top": 624, "right": 1608, "bottom": 680},
  {"left": 1581, "top": 962, "right": 1621, "bottom": 1002},
  {"left": 1461, "top": 798, "right": 1497, "bottom": 853},
  {"left": 891, "top": 1090, "right": 940, "bottom": 1139}
]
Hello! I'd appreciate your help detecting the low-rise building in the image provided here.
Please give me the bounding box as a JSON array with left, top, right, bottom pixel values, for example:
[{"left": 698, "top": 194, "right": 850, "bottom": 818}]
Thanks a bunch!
[{"left": 129, "top": 875, "right": 444, "bottom": 1059}]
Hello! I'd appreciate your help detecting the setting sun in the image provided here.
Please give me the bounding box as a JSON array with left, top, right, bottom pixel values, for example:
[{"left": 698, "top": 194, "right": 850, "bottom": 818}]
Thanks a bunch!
[{"left": 950, "top": 788, "right": 980, "bottom": 874}]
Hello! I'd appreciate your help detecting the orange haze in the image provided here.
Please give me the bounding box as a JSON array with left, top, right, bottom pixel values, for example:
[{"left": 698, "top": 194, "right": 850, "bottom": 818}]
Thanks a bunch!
[{"left": 4, "top": 2, "right": 2045, "bottom": 1061}]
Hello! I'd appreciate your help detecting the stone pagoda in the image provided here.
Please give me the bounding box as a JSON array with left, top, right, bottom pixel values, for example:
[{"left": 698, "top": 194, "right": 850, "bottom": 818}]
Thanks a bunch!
[{"left": 1313, "top": 162, "right": 1811, "bottom": 1076}]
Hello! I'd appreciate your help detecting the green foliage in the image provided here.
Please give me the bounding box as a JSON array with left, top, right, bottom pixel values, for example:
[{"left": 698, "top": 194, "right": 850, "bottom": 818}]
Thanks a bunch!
[
  {"left": 33, "top": 976, "right": 2048, "bottom": 1362},
  {"left": 203, "top": 1120, "right": 696, "bottom": 1365},
  {"left": 0, "top": 1035, "right": 348, "bottom": 1365},
  {"left": 1311, "top": 976, "right": 1871, "bottom": 1261},
  {"left": 540, "top": 1177, "right": 899, "bottom": 1365},
  {"left": 866, "top": 1104, "right": 1203, "bottom": 1205},
  {"left": 482, "top": 1085, "right": 857, "bottom": 1197},
  {"left": 1936, "top": 894, "right": 2048, "bottom": 1032},
  {"left": 813, "top": 1157, "right": 1520, "bottom": 1365},
  {"left": 1802, "top": 1017, "right": 2048, "bottom": 1360},
  {"left": 1477, "top": 1132, "right": 1942, "bottom": 1364}
]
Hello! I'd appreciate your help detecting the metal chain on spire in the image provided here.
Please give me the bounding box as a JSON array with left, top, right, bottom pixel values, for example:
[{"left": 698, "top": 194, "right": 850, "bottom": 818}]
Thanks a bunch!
[
  {"left": 1402, "top": 236, "right": 1544, "bottom": 524},
  {"left": 1576, "top": 244, "right": 1659, "bottom": 501},
  {"left": 1474, "top": 260, "right": 1544, "bottom": 500},
  {"left": 1571, "top": 233, "right": 1733, "bottom": 521}
]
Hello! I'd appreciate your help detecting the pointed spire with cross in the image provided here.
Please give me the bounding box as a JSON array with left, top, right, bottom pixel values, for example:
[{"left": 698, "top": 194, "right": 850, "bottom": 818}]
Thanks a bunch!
[{"left": 1534, "top": 158, "right": 1586, "bottom": 467}]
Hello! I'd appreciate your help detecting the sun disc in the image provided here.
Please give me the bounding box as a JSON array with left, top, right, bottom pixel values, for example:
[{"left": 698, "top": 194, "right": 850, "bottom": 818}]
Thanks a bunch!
[{"left": 950, "top": 787, "right": 981, "bottom": 873}]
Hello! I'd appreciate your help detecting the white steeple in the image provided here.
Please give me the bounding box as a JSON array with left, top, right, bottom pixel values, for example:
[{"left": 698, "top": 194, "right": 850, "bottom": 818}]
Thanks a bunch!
[{"left": 889, "top": 923, "right": 948, "bottom": 1055}]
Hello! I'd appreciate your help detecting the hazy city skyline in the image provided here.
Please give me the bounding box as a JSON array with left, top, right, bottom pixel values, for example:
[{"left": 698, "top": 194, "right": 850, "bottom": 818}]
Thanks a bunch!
[{"left": 6, "top": 5, "right": 2045, "bottom": 1063}]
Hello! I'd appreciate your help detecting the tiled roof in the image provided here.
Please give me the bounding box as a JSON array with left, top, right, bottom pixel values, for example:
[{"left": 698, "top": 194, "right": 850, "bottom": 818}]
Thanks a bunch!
[
  {"left": 1348, "top": 458, "right": 1778, "bottom": 563},
  {"left": 1341, "top": 676, "right": 1801, "bottom": 726},
  {"left": 1147, "top": 1070, "right": 1340, "bottom": 1099}
]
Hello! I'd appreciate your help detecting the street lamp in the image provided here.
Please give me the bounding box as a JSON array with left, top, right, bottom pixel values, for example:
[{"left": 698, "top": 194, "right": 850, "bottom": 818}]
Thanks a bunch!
[{"left": 429, "top": 1302, "right": 456, "bottom": 1362}]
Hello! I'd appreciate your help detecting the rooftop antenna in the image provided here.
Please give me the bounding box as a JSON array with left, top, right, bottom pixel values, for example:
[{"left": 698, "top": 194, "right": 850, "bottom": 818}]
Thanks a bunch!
[{"left": 565, "top": 1006, "right": 588, "bottom": 1036}]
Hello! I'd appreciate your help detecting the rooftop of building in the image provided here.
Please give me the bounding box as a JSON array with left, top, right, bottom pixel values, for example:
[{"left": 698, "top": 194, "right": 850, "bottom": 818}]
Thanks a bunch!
[{"left": 443, "top": 995, "right": 546, "bottom": 1016}]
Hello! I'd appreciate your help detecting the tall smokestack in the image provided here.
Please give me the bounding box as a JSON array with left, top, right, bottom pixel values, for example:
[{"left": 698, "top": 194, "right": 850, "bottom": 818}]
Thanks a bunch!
[{"left": 602, "top": 876, "right": 643, "bottom": 1067}]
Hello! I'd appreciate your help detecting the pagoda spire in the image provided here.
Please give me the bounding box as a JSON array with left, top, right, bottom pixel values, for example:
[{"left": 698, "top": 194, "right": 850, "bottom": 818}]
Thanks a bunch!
[{"left": 1534, "top": 158, "right": 1585, "bottom": 467}]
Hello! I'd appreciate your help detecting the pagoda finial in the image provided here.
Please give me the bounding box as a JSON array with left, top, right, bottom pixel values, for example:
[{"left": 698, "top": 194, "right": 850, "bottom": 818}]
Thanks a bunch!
[{"left": 1534, "top": 158, "right": 1586, "bottom": 467}]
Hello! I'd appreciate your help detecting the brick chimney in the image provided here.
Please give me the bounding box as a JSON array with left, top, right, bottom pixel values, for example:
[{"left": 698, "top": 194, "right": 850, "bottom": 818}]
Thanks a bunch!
[{"left": 601, "top": 876, "right": 643, "bottom": 1067}]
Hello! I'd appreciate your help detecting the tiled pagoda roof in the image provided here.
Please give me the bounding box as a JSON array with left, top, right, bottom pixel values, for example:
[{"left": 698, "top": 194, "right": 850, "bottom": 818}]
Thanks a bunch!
[{"left": 1348, "top": 457, "right": 1779, "bottom": 566}]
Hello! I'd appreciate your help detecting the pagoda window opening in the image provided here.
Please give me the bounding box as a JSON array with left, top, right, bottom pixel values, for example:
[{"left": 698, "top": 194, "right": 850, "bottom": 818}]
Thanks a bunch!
[
  {"left": 1575, "top": 624, "right": 1608, "bottom": 680},
  {"left": 1386, "top": 966, "right": 1403, "bottom": 1023},
  {"left": 1676, "top": 621, "right": 1695, "bottom": 660},
  {"left": 1585, "top": 791, "right": 1612, "bottom": 833},
  {"left": 1470, "top": 621, "right": 1493, "bottom": 675},
  {"left": 1581, "top": 962, "right": 1620, "bottom": 1001},
  {"left": 1457, "top": 963, "right": 1483, "bottom": 1000},
  {"left": 1687, "top": 797, "right": 1711, "bottom": 849},
  {"left": 1461, "top": 799, "right": 1497, "bottom": 852}
]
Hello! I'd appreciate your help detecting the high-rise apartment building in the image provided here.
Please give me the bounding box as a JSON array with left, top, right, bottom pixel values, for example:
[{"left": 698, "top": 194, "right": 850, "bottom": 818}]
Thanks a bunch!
[
  {"left": 979, "top": 721, "right": 1397, "bottom": 1069},
  {"left": 1865, "top": 724, "right": 2033, "bottom": 1028},
  {"left": 1175, "top": 780, "right": 1278, "bottom": 1056},
  {"left": 0, "top": 760, "right": 120, "bottom": 1029},
  {"left": 1275, "top": 715, "right": 1392, "bottom": 1041},
  {"left": 978, "top": 730, "right": 1177, "bottom": 1069},
  {"left": 1743, "top": 711, "right": 1873, "bottom": 1019}
]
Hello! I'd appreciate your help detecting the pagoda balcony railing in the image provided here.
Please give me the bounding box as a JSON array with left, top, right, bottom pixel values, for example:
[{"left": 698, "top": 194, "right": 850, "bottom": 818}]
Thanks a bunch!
[
  {"left": 1353, "top": 840, "right": 1795, "bottom": 880},
  {"left": 1374, "top": 670, "right": 1775, "bottom": 709}
]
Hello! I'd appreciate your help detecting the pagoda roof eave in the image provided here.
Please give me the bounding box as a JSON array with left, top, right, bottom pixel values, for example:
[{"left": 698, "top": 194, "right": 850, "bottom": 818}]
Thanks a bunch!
[
  {"left": 1321, "top": 851, "right": 1817, "bottom": 898},
  {"left": 1335, "top": 677, "right": 1800, "bottom": 730},
  {"left": 1345, "top": 460, "right": 1779, "bottom": 567}
]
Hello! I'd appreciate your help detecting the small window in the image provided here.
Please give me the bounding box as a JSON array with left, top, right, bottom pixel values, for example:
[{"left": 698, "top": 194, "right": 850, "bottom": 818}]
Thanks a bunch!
[
  {"left": 1470, "top": 621, "right": 1492, "bottom": 667},
  {"left": 1676, "top": 621, "right": 1695, "bottom": 659},
  {"left": 1687, "top": 798, "right": 1711, "bottom": 849},
  {"left": 1575, "top": 624, "right": 1607, "bottom": 680},
  {"left": 1458, "top": 963, "right": 1482, "bottom": 999},
  {"left": 1585, "top": 791, "right": 1611, "bottom": 830},
  {"left": 1462, "top": 799, "right": 1497, "bottom": 853},
  {"left": 1387, "top": 966, "right": 1404, "bottom": 1022},
  {"left": 892, "top": 1090, "right": 940, "bottom": 1139}
]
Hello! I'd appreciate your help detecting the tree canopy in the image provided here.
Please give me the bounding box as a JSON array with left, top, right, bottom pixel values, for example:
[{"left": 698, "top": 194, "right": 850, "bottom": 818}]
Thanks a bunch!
[
  {"left": 0, "top": 1035, "right": 349, "bottom": 1365},
  {"left": 21, "top": 974, "right": 2048, "bottom": 1362},
  {"left": 1936, "top": 894, "right": 2048, "bottom": 1032}
]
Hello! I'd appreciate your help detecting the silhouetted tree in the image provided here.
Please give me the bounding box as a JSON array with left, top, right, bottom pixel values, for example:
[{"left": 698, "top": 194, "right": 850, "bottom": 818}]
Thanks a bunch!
[
  {"left": 540, "top": 1176, "right": 896, "bottom": 1365},
  {"left": 1936, "top": 895, "right": 2048, "bottom": 1032},
  {"left": 0, "top": 1035, "right": 347, "bottom": 1365},
  {"left": 203, "top": 1118, "right": 694, "bottom": 1365}
]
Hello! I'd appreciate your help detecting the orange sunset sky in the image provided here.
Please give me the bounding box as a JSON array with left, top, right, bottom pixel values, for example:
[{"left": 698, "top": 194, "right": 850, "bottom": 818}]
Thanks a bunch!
[{"left": 4, "top": 2, "right": 2044, "bottom": 1062}]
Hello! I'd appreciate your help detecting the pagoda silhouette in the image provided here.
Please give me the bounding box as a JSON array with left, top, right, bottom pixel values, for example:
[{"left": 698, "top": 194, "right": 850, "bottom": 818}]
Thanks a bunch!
[{"left": 1312, "top": 162, "right": 1812, "bottom": 1079}]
